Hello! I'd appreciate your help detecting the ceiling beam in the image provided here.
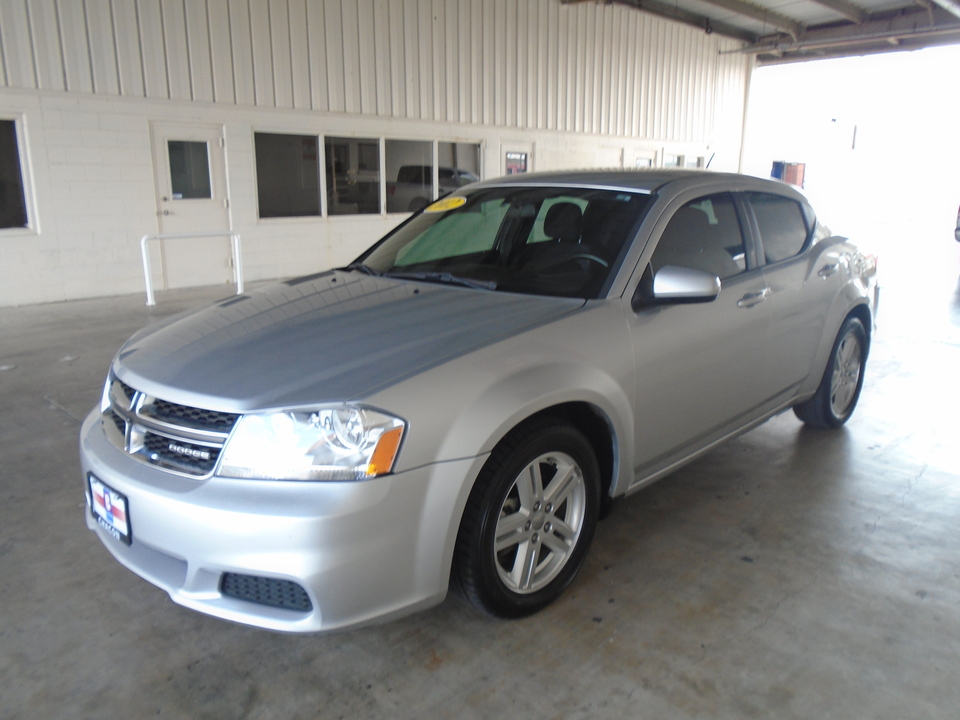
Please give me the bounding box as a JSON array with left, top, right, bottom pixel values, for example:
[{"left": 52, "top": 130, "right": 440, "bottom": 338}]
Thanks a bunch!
[
  {"left": 928, "top": 0, "right": 960, "bottom": 20},
  {"left": 757, "top": 28, "right": 960, "bottom": 62},
  {"left": 806, "top": 0, "right": 869, "bottom": 23},
  {"left": 693, "top": 0, "right": 805, "bottom": 38},
  {"left": 567, "top": 0, "right": 758, "bottom": 42},
  {"left": 737, "top": 5, "right": 960, "bottom": 59}
]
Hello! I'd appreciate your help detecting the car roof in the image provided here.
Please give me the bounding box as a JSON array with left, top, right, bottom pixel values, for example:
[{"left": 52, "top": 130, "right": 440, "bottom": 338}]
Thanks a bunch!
[{"left": 471, "top": 169, "right": 807, "bottom": 201}]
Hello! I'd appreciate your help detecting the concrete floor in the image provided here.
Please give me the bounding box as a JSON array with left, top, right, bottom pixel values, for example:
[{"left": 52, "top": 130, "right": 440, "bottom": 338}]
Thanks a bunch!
[{"left": 2, "top": 228, "right": 959, "bottom": 719}]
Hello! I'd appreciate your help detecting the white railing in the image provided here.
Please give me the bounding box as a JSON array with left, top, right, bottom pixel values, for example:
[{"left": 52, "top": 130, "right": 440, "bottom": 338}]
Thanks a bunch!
[{"left": 140, "top": 231, "right": 244, "bottom": 306}]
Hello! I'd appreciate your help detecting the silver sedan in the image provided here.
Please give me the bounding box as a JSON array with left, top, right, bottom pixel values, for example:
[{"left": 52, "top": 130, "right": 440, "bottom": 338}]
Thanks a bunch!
[{"left": 80, "top": 170, "right": 878, "bottom": 632}]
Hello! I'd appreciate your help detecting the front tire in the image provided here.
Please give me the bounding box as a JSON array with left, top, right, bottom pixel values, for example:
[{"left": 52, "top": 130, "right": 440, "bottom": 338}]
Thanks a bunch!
[
  {"left": 453, "top": 419, "right": 600, "bottom": 618},
  {"left": 794, "top": 315, "right": 868, "bottom": 429}
]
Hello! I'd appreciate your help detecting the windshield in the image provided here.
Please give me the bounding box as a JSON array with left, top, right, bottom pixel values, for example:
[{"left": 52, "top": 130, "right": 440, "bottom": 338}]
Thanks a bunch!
[{"left": 353, "top": 186, "right": 652, "bottom": 299}]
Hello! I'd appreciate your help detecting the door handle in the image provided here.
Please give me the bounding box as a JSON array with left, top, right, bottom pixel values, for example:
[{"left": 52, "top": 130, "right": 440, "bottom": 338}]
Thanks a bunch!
[
  {"left": 818, "top": 263, "right": 840, "bottom": 278},
  {"left": 737, "top": 288, "right": 769, "bottom": 308}
]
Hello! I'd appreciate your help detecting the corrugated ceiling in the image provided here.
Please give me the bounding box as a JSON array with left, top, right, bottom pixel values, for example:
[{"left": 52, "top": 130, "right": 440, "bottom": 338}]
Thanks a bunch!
[{"left": 569, "top": 0, "right": 960, "bottom": 64}]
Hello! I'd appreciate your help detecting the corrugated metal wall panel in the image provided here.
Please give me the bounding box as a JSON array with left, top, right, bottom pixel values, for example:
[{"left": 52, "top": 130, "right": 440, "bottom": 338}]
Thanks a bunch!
[
  {"left": 305, "top": 0, "right": 327, "bottom": 111},
  {"left": 88, "top": 0, "right": 122, "bottom": 96},
  {"left": 161, "top": 0, "right": 192, "bottom": 101},
  {"left": 289, "top": 0, "right": 311, "bottom": 109},
  {"left": 0, "top": 0, "right": 749, "bottom": 144},
  {"left": 372, "top": 0, "right": 391, "bottom": 117},
  {"left": 0, "top": 1, "right": 33, "bottom": 89},
  {"left": 248, "top": 0, "right": 273, "bottom": 106},
  {"left": 207, "top": 0, "right": 234, "bottom": 104},
  {"left": 27, "top": 0, "right": 61, "bottom": 92},
  {"left": 59, "top": 1, "right": 93, "bottom": 94},
  {"left": 269, "top": 0, "right": 295, "bottom": 110}
]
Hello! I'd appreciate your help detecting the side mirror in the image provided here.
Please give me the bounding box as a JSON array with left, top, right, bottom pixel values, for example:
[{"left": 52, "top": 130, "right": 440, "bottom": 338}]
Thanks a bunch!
[{"left": 632, "top": 264, "right": 721, "bottom": 310}]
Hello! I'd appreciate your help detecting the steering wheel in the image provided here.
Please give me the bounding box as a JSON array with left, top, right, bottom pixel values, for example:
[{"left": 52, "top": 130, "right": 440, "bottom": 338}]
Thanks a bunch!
[
  {"left": 537, "top": 252, "right": 609, "bottom": 270},
  {"left": 568, "top": 252, "right": 608, "bottom": 267}
]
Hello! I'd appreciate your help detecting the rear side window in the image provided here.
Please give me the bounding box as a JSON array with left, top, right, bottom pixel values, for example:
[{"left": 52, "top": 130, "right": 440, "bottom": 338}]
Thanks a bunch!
[{"left": 747, "top": 192, "right": 809, "bottom": 264}]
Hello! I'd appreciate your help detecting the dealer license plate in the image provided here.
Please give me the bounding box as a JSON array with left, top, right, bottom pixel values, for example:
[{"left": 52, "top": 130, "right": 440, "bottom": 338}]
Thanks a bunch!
[{"left": 88, "top": 475, "right": 132, "bottom": 545}]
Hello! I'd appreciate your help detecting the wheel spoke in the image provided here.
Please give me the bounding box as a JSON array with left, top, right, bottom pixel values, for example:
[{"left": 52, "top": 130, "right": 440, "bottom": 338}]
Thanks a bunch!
[
  {"left": 549, "top": 515, "right": 578, "bottom": 540},
  {"left": 543, "top": 460, "right": 578, "bottom": 507},
  {"left": 841, "top": 337, "right": 859, "bottom": 367},
  {"left": 540, "top": 529, "right": 571, "bottom": 556},
  {"left": 516, "top": 462, "right": 543, "bottom": 510},
  {"left": 831, "top": 362, "right": 844, "bottom": 395},
  {"left": 830, "top": 335, "right": 861, "bottom": 415},
  {"left": 511, "top": 540, "right": 539, "bottom": 590},
  {"left": 495, "top": 512, "right": 528, "bottom": 552}
]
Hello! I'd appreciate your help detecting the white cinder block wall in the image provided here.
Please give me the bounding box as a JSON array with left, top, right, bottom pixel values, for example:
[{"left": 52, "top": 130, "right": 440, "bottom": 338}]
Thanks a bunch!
[{"left": 0, "top": 0, "right": 752, "bottom": 307}]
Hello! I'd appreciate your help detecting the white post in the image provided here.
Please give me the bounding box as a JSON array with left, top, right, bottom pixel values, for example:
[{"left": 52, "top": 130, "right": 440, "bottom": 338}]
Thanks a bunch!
[
  {"left": 140, "top": 234, "right": 157, "bottom": 306},
  {"left": 139, "top": 232, "right": 244, "bottom": 307},
  {"left": 230, "top": 233, "right": 244, "bottom": 295}
]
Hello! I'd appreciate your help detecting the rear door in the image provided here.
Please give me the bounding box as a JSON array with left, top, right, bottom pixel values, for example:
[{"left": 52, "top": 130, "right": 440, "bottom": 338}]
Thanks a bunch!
[{"left": 746, "top": 192, "right": 841, "bottom": 402}]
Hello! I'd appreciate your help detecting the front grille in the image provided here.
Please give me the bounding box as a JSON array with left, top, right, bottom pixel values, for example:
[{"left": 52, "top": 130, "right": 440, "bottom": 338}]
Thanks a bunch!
[
  {"left": 142, "top": 398, "right": 239, "bottom": 432},
  {"left": 102, "top": 375, "right": 237, "bottom": 478},
  {"left": 109, "top": 410, "right": 126, "bottom": 434},
  {"left": 143, "top": 433, "right": 221, "bottom": 475},
  {"left": 117, "top": 379, "right": 135, "bottom": 402},
  {"left": 220, "top": 573, "right": 313, "bottom": 612}
]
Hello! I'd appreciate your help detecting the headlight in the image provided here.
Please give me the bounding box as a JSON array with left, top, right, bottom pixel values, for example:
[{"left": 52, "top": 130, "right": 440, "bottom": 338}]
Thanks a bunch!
[{"left": 217, "top": 407, "right": 405, "bottom": 481}]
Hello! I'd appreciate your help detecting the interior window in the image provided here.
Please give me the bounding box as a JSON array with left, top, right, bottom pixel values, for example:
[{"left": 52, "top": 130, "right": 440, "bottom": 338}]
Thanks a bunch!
[
  {"left": 0, "top": 120, "right": 28, "bottom": 229},
  {"left": 385, "top": 140, "right": 432, "bottom": 213},
  {"left": 438, "top": 141, "right": 482, "bottom": 188},
  {"left": 254, "top": 132, "right": 320, "bottom": 218},
  {"left": 747, "top": 192, "right": 809, "bottom": 263},
  {"left": 651, "top": 193, "right": 746, "bottom": 279},
  {"left": 325, "top": 136, "right": 381, "bottom": 215}
]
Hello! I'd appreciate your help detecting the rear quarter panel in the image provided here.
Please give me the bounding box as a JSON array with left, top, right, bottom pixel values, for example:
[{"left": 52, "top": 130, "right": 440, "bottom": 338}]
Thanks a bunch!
[{"left": 796, "top": 237, "right": 878, "bottom": 399}]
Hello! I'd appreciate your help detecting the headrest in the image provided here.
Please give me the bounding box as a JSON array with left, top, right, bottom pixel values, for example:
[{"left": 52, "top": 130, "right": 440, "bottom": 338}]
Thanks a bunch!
[{"left": 543, "top": 202, "right": 583, "bottom": 243}]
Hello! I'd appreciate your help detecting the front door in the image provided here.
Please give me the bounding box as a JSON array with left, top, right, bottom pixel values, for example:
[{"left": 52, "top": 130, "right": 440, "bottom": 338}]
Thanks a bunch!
[
  {"left": 627, "top": 192, "right": 772, "bottom": 483},
  {"left": 150, "top": 122, "right": 231, "bottom": 289}
]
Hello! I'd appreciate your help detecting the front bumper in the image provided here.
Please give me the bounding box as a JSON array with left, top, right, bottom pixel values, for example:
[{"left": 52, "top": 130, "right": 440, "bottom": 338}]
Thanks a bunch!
[{"left": 79, "top": 408, "right": 484, "bottom": 632}]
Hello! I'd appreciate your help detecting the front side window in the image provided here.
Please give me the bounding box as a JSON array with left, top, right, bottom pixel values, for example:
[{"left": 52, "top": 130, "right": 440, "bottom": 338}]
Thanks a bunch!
[
  {"left": 355, "top": 186, "right": 651, "bottom": 299},
  {"left": 747, "top": 192, "right": 809, "bottom": 263},
  {"left": 0, "top": 120, "right": 28, "bottom": 229},
  {"left": 651, "top": 193, "right": 747, "bottom": 280}
]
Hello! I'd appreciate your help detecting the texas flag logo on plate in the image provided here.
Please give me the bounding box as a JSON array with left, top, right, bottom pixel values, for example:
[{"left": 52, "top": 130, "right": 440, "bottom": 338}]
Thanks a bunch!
[{"left": 89, "top": 475, "right": 131, "bottom": 545}]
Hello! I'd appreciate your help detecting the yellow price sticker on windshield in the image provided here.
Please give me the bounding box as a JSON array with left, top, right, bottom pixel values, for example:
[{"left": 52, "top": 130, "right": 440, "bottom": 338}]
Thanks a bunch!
[{"left": 424, "top": 196, "right": 467, "bottom": 213}]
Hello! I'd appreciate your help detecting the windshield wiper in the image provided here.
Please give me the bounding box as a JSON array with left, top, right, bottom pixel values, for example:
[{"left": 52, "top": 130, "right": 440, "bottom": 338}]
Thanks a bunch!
[
  {"left": 339, "top": 263, "right": 382, "bottom": 277},
  {"left": 383, "top": 271, "right": 497, "bottom": 291}
]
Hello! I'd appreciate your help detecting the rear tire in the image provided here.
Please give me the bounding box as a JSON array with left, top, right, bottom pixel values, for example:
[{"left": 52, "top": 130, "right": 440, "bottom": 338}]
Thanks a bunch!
[
  {"left": 793, "top": 316, "right": 867, "bottom": 429},
  {"left": 453, "top": 419, "right": 600, "bottom": 618}
]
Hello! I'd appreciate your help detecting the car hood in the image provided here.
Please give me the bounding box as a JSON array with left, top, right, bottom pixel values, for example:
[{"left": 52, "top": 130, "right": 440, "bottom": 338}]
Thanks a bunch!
[{"left": 114, "top": 272, "right": 585, "bottom": 412}]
